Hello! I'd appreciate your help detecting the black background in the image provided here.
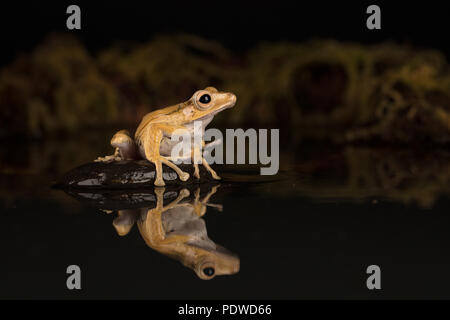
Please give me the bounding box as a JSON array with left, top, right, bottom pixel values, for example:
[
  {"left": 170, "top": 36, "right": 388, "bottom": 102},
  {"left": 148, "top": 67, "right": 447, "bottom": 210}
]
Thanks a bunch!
[{"left": 0, "top": 1, "right": 448, "bottom": 64}]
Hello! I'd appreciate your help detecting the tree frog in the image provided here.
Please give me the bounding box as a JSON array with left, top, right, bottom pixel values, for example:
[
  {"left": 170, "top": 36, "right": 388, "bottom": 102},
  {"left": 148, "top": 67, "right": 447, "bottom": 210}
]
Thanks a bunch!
[{"left": 96, "top": 87, "right": 236, "bottom": 186}]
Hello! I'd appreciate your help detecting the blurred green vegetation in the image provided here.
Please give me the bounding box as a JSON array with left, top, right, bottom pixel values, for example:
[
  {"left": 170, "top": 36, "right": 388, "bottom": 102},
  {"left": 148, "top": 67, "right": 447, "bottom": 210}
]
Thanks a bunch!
[
  {"left": 2, "top": 33, "right": 450, "bottom": 143},
  {"left": 0, "top": 35, "right": 118, "bottom": 137}
]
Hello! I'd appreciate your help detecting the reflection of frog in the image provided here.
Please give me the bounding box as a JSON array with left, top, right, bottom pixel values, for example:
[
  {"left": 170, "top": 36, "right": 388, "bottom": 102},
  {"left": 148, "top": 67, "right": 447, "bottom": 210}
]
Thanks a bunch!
[
  {"left": 96, "top": 87, "right": 237, "bottom": 186},
  {"left": 112, "top": 186, "right": 240, "bottom": 280}
]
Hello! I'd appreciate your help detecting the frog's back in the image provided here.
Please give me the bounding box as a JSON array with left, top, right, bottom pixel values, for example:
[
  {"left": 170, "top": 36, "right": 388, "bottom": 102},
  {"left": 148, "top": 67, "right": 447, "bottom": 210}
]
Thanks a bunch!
[{"left": 135, "top": 104, "right": 181, "bottom": 139}]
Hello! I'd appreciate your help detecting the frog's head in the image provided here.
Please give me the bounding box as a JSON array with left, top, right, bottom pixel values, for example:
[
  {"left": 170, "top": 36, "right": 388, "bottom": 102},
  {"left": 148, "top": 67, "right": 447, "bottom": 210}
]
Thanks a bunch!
[
  {"left": 183, "top": 87, "right": 236, "bottom": 123},
  {"left": 192, "top": 246, "right": 240, "bottom": 280}
]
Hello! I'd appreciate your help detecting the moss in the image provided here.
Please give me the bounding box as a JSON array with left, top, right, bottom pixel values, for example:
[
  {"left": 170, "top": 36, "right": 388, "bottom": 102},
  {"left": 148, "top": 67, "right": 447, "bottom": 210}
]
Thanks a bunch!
[
  {"left": 2, "top": 34, "right": 450, "bottom": 143},
  {"left": 0, "top": 34, "right": 119, "bottom": 137},
  {"left": 97, "top": 34, "right": 233, "bottom": 122}
]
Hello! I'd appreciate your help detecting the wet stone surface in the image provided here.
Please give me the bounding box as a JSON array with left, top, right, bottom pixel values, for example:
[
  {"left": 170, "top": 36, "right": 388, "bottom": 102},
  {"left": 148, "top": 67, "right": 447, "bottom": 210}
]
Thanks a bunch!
[{"left": 56, "top": 160, "right": 216, "bottom": 189}]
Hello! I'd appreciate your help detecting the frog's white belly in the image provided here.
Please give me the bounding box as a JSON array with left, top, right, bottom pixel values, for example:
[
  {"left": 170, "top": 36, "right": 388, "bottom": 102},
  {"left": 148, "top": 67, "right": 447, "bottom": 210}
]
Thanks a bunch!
[
  {"left": 162, "top": 206, "right": 216, "bottom": 251},
  {"left": 137, "top": 116, "right": 214, "bottom": 159}
]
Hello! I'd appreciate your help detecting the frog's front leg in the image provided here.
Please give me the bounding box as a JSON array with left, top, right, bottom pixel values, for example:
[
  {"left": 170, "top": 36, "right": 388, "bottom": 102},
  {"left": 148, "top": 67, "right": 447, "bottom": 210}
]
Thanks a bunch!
[
  {"left": 143, "top": 124, "right": 190, "bottom": 186},
  {"left": 192, "top": 185, "right": 223, "bottom": 216},
  {"left": 202, "top": 157, "right": 221, "bottom": 180},
  {"left": 190, "top": 141, "right": 221, "bottom": 180},
  {"left": 192, "top": 144, "right": 202, "bottom": 179},
  {"left": 202, "top": 184, "right": 223, "bottom": 211},
  {"left": 189, "top": 141, "right": 221, "bottom": 180}
]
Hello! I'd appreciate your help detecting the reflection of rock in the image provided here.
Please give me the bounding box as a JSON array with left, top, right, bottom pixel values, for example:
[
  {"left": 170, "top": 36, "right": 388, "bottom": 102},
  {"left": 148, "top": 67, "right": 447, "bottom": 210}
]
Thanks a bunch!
[
  {"left": 64, "top": 188, "right": 176, "bottom": 210},
  {"left": 62, "top": 182, "right": 220, "bottom": 210},
  {"left": 56, "top": 160, "right": 216, "bottom": 189},
  {"left": 63, "top": 184, "right": 240, "bottom": 280}
]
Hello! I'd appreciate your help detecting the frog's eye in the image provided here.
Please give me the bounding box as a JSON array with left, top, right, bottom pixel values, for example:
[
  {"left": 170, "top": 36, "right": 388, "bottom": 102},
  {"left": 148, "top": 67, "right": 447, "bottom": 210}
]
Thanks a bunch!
[
  {"left": 197, "top": 261, "right": 216, "bottom": 279},
  {"left": 203, "top": 267, "right": 215, "bottom": 277},
  {"left": 194, "top": 90, "right": 213, "bottom": 110},
  {"left": 199, "top": 94, "right": 211, "bottom": 104}
]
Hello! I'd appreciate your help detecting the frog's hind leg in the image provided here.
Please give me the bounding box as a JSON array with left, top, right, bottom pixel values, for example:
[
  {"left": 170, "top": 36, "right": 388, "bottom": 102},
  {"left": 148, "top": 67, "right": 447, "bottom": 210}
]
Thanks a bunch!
[
  {"left": 111, "top": 130, "right": 140, "bottom": 160},
  {"left": 160, "top": 157, "right": 190, "bottom": 182},
  {"left": 143, "top": 130, "right": 165, "bottom": 186},
  {"left": 138, "top": 187, "right": 191, "bottom": 246},
  {"left": 95, "top": 129, "right": 139, "bottom": 162},
  {"left": 143, "top": 124, "right": 190, "bottom": 186}
]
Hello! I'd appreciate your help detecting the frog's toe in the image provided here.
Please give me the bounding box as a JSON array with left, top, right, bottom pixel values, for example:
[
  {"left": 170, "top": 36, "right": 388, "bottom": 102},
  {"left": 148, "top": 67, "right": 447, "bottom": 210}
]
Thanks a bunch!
[
  {"left": 94, "top": 155, "right": 114, "bottom": 163},
  {"left": 179, "top": 172, "right": 190, "bottom": 181},
  {"left": 212, "top": 173, "right": 221, "bottom": 180},
  {"left": 179, "top": 188, "right": 190, "bottom": 198}
]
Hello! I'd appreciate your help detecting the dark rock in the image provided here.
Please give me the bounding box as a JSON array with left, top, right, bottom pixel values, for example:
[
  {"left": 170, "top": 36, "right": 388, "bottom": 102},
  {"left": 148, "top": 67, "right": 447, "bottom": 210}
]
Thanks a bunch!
[{"left": 55, "top": 160, "right": 217, "bottom": 189}]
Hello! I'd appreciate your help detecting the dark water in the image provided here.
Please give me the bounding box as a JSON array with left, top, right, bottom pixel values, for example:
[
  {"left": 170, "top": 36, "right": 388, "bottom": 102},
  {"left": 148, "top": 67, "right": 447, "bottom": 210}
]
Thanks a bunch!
[{"left": 2, "top": 134, "right": 450, "bottom": 299}]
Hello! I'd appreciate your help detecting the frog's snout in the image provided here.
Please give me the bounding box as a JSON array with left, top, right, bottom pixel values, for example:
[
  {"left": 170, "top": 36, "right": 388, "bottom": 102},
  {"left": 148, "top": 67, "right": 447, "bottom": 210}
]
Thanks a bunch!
[{"left": 227, "top": 93, "right": 237, "bottom": 107}]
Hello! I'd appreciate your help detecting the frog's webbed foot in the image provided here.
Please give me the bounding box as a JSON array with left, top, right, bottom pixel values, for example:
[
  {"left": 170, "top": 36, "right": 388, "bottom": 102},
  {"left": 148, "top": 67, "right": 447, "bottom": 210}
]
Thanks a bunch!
[
  {"left": 192, "top": 160, "right": 220, "bottom": 180},
  {"left": 202, "top": 139, "right": 222, "bottom": 180},
  {"left": 203, "top": 185, "right": 223, "bottom": 211},
  {"left": 159, "top": 157, "right": 190, "bottom": 182},
  {"left": 161, "top": 188, "right": 190, "bottom": 212},
  {"left": 148, "top": 157, "right": 190, "bottom": 186},
  {"left": 94, "top": 149, "right": 122, "bottom": 163},
  {"left": 193, "top": 163, "right": 200, "bottom": 179},
  {"left": 94, "top": 146, "right": 122, "bottom": 162},
  {"left": 94, "top": 155, "right": 111, "bottom": 163},
  {"left": 179, "top": 188, "right": 190, "bottom": 199},
  {"left": 154, "top": 187, "right": 190, "bottom": 211},
  {"left": 202, "top": 158, "right": 221, "bottom": 180}
]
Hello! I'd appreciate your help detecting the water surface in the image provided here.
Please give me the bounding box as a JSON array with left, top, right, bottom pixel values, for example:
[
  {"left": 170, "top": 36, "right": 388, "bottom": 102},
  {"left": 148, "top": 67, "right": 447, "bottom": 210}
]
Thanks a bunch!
[{"left": 1, "top": 136, "right": 450, "bottom": 299}]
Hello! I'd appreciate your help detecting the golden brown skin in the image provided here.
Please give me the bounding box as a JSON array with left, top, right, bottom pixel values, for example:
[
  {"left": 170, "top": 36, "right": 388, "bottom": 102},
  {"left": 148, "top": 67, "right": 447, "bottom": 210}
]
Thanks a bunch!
[
  {"left": 112, "top": 186, "right": 240, "bottom": 280},
  {"left": 96, "top": 87, "right": 237, "bottom": 186}
]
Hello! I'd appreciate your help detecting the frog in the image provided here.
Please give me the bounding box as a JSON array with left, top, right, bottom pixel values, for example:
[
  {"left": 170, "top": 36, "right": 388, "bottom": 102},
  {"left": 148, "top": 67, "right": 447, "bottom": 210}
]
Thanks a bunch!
[
  {"left": 95, "top": 87, "right": 237, "bottom": 186},
  {"left": 112, "top": 185, "right": 240, "bottom": 280}
]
